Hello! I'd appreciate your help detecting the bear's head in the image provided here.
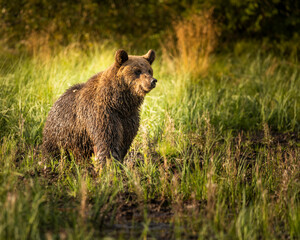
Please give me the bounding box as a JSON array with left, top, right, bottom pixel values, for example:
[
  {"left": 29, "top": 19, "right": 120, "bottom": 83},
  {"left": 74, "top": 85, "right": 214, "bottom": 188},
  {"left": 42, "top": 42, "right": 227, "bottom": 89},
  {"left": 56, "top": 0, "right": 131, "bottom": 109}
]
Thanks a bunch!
[{"left": 114, "top": 49, "right": 157, "bottom": 97}]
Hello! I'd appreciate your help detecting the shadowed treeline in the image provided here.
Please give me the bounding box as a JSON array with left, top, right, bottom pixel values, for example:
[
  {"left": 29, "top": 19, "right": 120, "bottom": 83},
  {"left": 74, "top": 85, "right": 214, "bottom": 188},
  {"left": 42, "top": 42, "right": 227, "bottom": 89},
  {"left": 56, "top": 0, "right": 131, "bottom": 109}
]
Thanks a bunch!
[{"left": 1, "top": 0, "right": 300, "bottom": 50}]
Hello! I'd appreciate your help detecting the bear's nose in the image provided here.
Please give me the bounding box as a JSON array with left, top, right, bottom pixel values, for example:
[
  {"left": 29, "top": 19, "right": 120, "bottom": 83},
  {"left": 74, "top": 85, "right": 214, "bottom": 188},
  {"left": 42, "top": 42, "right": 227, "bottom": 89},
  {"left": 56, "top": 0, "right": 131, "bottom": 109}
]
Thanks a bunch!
[{"left": 151, "top": 78, "right": 157, "bottom": 88}]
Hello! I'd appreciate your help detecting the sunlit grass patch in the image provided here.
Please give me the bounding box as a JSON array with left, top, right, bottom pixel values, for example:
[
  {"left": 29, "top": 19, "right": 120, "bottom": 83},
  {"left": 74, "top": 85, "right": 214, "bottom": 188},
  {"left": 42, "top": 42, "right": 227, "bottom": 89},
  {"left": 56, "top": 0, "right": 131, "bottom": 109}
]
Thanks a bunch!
[{"left": 0, "top": 43, "right": 299, "bottom": 239}]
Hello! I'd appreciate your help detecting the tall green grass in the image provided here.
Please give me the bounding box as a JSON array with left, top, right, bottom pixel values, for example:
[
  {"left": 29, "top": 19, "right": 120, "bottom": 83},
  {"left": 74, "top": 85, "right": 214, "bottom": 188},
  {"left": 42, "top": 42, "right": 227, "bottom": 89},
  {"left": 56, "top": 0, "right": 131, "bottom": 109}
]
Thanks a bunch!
[{"left": 0, "top": 44, "right": 299, "bottom": 239}]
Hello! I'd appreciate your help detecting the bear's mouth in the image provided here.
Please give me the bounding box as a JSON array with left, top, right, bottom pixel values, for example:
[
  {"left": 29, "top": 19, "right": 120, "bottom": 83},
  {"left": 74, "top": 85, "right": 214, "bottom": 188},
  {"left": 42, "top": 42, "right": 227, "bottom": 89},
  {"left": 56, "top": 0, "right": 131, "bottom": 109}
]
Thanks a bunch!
[
  {"left": 139, "top": 79, "right": 157, "bottom": 94},
  {"left": 140, "top": 85, "right": 153, "bottom": 93}
]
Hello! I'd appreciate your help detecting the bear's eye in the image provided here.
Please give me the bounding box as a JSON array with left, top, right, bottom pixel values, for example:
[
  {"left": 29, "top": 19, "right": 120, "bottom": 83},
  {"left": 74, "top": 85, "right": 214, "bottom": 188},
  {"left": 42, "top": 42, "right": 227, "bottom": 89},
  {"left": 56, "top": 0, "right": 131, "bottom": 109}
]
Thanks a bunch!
[
  {"left": 148, "top": 70, "right": 152, "bottom": 75},
  {"left": 135, "top": 70, "right": 142, "bottom": 76}
]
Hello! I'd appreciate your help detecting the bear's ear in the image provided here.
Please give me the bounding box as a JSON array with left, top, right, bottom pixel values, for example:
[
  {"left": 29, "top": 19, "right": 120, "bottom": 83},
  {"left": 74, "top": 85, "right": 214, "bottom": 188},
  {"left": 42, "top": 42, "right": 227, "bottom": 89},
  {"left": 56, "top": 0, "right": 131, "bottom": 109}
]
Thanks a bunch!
[
  {"left": 143, "top": 49, "right": 155, "bottom": 65},
  {"left": 115, "top": 49, "right": 128, "bottom": 67}
]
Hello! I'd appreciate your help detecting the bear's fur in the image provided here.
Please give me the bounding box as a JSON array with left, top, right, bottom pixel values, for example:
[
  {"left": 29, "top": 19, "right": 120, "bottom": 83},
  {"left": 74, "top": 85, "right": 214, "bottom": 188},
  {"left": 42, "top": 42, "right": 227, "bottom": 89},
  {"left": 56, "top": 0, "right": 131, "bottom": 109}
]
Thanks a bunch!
[{"left": 42, "top": 49, "right": 156, "bottom": 162}]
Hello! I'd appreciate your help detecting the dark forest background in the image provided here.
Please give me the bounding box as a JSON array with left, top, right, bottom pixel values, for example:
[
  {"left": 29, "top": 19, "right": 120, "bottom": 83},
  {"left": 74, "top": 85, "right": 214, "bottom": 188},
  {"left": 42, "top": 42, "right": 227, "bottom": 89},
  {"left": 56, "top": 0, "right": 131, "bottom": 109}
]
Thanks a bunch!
[{"left": 1, "top": 0, "right": 299, "bottom": 52}]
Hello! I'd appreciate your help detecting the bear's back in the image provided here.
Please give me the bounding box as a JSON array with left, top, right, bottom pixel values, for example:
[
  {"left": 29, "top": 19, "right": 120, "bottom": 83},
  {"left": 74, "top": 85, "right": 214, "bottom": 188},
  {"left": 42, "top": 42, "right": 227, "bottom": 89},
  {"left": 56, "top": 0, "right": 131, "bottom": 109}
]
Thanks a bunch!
[{"left": 42, "top": 83, "right": 87, "bottom": 157}]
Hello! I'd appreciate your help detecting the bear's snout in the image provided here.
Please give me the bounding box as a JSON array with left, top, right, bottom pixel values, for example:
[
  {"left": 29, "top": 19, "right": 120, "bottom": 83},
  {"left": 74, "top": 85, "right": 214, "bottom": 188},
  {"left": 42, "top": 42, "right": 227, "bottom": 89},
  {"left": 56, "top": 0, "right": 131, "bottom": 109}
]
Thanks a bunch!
[{"left": 151, "top": 78, "right": 157, "bottom": 88}]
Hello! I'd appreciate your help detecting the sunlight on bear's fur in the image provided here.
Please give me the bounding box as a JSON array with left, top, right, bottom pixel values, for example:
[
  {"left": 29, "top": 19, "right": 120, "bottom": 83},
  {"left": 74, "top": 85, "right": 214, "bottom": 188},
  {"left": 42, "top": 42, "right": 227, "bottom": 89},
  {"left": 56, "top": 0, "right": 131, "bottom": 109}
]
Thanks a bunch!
[{"left": 43, "top": 49, "right": 157, "bottom": 163}]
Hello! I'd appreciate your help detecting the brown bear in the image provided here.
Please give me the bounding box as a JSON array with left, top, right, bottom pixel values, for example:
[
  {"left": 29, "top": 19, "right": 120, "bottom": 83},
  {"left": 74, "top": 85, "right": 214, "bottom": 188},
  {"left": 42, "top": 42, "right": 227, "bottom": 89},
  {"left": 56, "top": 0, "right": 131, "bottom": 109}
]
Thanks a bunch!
[{"left": 42, "top": 49, "right": 156, "bottom": 162}]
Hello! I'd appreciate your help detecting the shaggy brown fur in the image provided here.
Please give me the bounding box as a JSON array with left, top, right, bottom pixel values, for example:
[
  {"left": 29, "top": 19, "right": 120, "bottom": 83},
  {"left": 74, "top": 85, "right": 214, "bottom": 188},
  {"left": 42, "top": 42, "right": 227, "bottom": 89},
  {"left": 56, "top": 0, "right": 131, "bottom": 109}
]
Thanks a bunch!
[{"left": 42, "top": 49, "right": 157, "bottom": 162}]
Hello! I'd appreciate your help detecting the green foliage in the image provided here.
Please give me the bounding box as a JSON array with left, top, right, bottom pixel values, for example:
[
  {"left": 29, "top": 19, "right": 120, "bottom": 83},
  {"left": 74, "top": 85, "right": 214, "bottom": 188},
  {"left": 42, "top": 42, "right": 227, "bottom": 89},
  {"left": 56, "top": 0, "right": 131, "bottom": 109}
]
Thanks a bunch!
[
  {"left": 208, "top": 0, "right": 300, "bottom": 40},
  {"left": 0, "top": 0, "right": 179, "bottom": 48},
  {"left": 1, "top": 0, "right": 299, "bottom": 49}
]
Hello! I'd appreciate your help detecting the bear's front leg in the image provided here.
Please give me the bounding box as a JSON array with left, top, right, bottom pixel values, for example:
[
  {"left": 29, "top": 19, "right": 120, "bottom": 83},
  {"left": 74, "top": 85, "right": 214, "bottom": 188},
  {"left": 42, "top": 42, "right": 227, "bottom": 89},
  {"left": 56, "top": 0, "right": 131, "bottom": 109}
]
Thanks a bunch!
[
  {"left": 88, "top": 115, "right": 123, "bottom": 163},
  {"left": 93, "top": 145, "right": 121, "bottom": 163}
]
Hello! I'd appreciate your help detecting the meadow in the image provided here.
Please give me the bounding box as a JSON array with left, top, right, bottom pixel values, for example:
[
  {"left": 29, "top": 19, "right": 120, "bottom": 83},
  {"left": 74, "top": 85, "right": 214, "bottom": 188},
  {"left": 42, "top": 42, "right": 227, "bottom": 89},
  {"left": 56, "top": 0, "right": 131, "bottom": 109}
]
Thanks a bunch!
[{"left": 0, "top": 41, "right": 299, "bottom": 239}]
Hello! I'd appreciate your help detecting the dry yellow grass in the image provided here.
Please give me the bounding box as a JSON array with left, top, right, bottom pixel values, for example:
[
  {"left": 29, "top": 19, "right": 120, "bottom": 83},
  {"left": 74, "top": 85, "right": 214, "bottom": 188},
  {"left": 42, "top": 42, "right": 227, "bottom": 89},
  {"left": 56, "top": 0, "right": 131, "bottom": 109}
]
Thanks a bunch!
[{"left": 161, "top": 10, "right": 219, "bottom": 78}]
